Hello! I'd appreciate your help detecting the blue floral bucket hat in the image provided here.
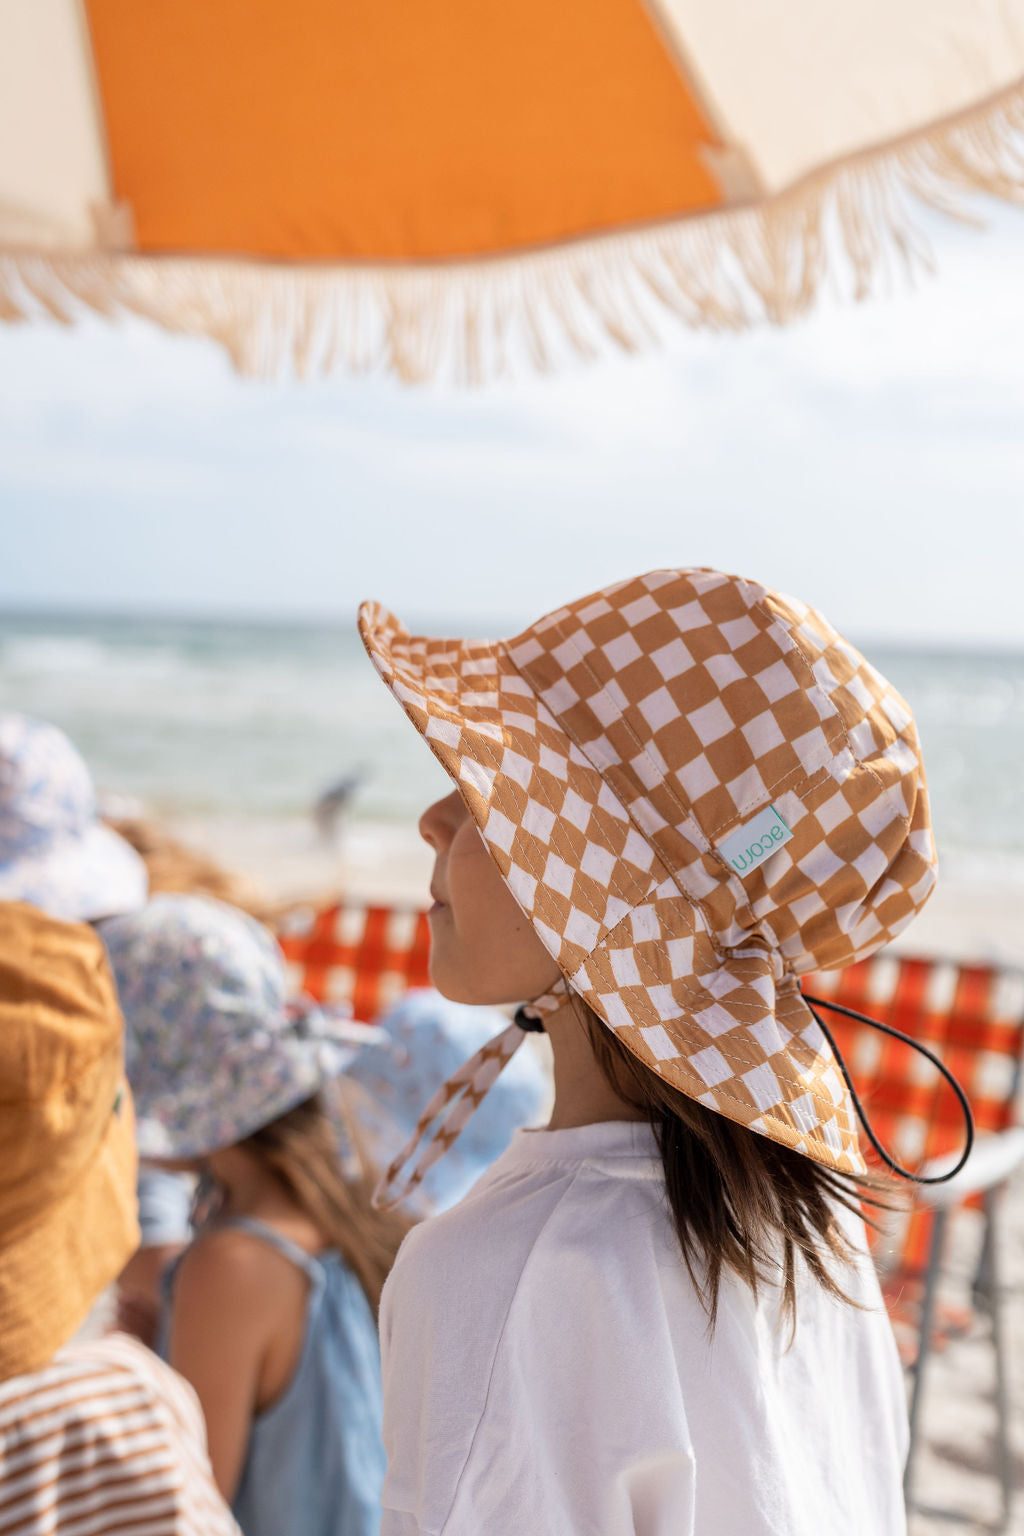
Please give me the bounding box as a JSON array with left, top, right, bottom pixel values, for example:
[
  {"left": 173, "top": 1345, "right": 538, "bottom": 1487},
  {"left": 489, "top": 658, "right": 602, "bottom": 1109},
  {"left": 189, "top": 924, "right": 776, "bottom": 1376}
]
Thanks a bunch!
[
  {"left": 100, "top": 894, "right": 380, "bottom": 1160},
  {"left": 346, "top": 990, "right": 550, "bottom": 1214},
  {"left": 0, "top": 714, "right": 148, "bottom": 922}
]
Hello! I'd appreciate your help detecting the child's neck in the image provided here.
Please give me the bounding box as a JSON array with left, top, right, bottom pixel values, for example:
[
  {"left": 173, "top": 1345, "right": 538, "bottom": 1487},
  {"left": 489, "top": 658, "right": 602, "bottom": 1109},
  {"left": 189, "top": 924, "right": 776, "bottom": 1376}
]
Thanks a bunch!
[
  {"left": 544, "top": 1002, "right": 647, "bottom": 1130},
  {"left": 205, "top": 1148, "right": 296, "bottom": 1222},
  {"left": 200, "top": 1146, "right": 327, "bottom": 1257}
]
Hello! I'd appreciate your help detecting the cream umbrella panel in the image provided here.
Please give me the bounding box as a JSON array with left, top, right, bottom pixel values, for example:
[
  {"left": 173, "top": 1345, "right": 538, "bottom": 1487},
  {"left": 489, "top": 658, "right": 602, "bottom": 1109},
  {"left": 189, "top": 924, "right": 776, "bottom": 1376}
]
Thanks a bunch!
[{"left": 1, "top": 0, "right": 1023, "bottom": 381}]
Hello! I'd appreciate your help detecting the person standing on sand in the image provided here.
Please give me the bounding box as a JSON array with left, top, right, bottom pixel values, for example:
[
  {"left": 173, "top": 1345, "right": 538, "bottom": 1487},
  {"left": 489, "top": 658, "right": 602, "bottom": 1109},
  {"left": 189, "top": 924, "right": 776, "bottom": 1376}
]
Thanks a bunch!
[{"left": 357, "top": 566, "right": 960, "bottom": 1536}]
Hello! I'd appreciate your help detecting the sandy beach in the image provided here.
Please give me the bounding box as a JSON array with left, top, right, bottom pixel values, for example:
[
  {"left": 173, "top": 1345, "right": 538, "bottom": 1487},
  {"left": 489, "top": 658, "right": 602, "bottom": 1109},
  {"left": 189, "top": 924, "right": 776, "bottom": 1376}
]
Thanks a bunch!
[{"left": 909, "top": 1168, "right": 1024, "bottom": 1535}]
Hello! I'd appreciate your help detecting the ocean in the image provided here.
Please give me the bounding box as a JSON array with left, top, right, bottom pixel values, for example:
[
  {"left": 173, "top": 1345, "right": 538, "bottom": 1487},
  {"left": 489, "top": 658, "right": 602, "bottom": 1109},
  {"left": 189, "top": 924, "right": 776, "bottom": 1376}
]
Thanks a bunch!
[{"left": 1, "top": 609, "right": 1022, "bottom": 890}]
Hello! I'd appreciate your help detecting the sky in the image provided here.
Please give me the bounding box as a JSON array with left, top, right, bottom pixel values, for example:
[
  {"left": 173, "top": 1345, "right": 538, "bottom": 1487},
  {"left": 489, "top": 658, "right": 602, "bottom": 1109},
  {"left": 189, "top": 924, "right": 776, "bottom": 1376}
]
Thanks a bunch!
[{"left": 2, "top": 202, "right": 1024, "bottom": 647}]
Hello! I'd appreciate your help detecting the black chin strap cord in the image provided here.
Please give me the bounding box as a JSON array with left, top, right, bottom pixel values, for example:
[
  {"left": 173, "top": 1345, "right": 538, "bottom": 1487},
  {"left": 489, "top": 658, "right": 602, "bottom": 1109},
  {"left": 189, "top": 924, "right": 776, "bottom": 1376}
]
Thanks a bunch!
[
  {"left": 519, "top": 991, "right": 974, "bottom": 1184},
  {"left": 801, "top": 991, "right": 975, "bottom": 1185}
]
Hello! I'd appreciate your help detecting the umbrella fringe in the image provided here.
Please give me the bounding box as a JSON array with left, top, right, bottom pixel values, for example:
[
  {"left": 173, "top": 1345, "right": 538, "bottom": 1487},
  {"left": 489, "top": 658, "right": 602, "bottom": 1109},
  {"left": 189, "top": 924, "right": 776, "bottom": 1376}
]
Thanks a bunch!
[{"left": 1, "top": 76, "right": 1023, "bottom": 383}]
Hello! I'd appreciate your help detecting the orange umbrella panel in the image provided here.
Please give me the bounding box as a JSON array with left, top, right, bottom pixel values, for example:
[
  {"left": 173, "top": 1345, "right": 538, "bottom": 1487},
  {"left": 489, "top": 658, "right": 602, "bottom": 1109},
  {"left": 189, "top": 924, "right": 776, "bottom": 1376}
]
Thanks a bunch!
[
  {"left": 2, "top": 0, "right": 1023, "bottom": 379},
  {"left": 84, "top": 0, "right": 725, "bottom": 261}
]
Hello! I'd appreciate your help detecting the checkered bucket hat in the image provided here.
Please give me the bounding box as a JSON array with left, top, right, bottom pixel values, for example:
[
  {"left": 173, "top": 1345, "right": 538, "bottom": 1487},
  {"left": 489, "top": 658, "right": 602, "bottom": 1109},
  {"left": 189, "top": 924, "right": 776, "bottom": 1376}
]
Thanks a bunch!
[{"left": 360, "top": 568, "right": 942, "bottom": 1208}]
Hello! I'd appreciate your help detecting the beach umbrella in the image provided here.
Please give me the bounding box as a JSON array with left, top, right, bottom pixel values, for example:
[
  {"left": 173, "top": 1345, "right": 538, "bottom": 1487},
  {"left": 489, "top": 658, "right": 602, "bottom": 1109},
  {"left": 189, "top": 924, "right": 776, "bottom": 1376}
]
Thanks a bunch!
[{"left": 2, "top": 0, "right": 1023, "bottom": 381}]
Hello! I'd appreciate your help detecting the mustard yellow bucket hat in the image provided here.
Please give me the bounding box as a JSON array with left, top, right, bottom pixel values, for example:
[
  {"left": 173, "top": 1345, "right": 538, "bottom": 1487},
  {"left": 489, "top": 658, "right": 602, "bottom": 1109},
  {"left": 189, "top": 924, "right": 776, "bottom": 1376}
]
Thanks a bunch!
[
  {"left": 359, "top": 568, "right": 939, "bottom": 1205},
  {"left": 0, "top": 903, "right": 139, "bottom": 1381}
]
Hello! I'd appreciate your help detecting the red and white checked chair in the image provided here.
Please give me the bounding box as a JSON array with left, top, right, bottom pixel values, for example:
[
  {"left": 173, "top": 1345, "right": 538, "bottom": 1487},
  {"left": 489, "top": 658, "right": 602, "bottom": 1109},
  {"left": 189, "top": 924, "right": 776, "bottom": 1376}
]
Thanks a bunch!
[
  {"left": 804, "top": 955, "right": 1024, "bottom": 1528},
  {"left": 276, "top": 900, "right": 433, "bottom": 1020}
]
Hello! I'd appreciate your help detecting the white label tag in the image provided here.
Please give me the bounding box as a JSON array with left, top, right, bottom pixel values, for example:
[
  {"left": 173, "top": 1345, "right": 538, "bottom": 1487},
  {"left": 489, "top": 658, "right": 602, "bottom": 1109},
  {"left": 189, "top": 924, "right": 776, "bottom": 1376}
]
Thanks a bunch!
[{"left": 717, "top": 804, "right": 793, "bottom": 878}]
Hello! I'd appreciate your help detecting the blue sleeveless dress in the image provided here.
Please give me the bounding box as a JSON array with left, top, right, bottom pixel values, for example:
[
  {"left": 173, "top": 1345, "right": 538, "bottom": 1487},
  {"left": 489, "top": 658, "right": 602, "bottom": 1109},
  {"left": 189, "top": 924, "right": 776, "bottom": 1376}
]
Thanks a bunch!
[{"left": 162, "top": 1216, "right": 386, "bottom": 1536}]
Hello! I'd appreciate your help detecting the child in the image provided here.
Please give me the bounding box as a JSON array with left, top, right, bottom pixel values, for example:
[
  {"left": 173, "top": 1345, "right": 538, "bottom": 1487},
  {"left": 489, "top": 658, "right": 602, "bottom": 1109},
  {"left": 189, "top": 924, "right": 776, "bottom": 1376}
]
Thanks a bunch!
[
  {"left": 357, "top": 566, "right": 959, "bottom": 1535},
  {"left": 101, "top": 894, "right": 411, "bottom": 1536},
  {"left": 0, "top": 713, "right": 186, "bottom": 1349},
  {"left": 0, "top": 901, "right": 239, "bottom": 1536}
]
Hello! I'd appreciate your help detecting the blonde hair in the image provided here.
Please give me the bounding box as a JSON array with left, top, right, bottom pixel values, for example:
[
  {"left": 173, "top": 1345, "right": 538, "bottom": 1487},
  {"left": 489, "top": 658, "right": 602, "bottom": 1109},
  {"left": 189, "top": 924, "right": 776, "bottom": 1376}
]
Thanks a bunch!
[{"left": 240, "top": 1094, "right": 413, "bottom": 1314}]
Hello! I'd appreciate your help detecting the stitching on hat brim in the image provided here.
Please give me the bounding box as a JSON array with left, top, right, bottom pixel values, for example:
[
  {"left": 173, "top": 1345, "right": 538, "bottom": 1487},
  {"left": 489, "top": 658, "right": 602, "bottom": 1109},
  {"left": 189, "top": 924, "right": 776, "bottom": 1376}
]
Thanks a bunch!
[
  {"left": 564, "top": 978, "right": 864, "bottom": 1174},
  {"left": 577, "top": 908, "right": 847, "bottom": 1097}
]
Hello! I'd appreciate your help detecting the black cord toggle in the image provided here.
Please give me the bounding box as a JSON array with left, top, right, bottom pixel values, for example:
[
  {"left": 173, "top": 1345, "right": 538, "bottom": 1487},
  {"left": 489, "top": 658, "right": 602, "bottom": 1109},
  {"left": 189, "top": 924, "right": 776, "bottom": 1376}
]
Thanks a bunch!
[
  {"left": 801, "top": 991, "right": 975, "bottom": 1184},
  {"left": 513, "top": 1004, "right": 547, "bottom": 1034}
]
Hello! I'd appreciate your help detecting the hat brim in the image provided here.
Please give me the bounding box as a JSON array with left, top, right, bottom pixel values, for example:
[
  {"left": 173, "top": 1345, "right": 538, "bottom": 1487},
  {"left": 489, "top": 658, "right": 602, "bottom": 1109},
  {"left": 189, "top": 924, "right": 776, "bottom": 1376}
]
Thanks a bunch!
[
  {"left": 358, "top": 600, "right": 867, "bottom": 1178},
  {"left": 134, "top": 1034, "right": 359, "bottom": 1161},
  {"left": 0, "top": 1086, "right": 139, "bottom": 1382},
  {"left": 0, "top": 821, "right": 148, "bottom": 923}
]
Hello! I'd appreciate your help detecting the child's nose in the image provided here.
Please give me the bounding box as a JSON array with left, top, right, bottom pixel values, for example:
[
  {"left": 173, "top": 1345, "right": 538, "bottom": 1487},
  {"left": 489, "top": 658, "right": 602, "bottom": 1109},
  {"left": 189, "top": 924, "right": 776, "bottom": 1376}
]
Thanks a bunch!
[{"left": 417, "top": 792, "right": 463, "bottom": 851}]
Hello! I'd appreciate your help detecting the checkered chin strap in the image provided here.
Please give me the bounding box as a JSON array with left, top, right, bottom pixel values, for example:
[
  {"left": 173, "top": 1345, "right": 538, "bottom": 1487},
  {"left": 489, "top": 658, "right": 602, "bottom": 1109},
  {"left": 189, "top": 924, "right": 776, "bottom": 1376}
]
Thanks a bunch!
[
  {"left": 371, "top": 979, "right": 569, "bottom": 1211},
  {"left": 371, "top": 979, "right": 975, "bottom": 1211}
]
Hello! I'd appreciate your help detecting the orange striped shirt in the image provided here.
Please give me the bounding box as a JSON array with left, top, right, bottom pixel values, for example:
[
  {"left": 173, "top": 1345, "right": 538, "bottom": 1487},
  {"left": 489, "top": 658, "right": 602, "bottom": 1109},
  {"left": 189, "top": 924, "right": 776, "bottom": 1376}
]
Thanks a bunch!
[{"left": 0, "top": 1334, "right": 240, "bottom": 1536}]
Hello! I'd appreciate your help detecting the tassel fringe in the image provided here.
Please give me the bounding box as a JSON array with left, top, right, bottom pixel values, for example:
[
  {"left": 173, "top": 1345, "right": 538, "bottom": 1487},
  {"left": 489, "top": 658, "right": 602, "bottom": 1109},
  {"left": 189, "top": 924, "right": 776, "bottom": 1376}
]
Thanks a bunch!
[{"left": 2, "top": 78, "right": 1024, "bottom": 384}]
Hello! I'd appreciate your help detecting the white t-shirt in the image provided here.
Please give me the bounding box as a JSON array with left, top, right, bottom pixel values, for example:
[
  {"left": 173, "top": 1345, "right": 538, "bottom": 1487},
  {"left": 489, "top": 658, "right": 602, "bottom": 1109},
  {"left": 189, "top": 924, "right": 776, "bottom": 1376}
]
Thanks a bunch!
[{"left": 380, "top": 1120, "right": 908, "bottom": 1536}]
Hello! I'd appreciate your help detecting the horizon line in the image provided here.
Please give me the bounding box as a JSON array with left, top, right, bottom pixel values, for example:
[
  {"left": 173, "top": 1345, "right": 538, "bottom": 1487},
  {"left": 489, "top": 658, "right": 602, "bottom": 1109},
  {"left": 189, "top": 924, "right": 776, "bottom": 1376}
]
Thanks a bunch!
[{"left": 0, "top": 599, "right": 1022, "bottom": 658}]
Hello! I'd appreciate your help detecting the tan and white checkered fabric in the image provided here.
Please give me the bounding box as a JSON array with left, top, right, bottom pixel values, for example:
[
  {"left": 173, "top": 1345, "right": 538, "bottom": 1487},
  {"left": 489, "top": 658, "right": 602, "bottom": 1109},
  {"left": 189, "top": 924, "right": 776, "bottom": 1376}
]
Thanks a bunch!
[{"left": 359, "top": 568, "right": 936, "bottom": 1194}]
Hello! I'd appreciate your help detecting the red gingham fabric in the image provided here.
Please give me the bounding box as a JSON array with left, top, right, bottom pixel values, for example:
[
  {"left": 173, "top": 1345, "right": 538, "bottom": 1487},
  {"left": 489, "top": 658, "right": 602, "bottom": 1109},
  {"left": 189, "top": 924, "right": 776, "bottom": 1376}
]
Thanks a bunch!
[{"left": 276, "top": 901, "right": 432, "bottom": 1023}]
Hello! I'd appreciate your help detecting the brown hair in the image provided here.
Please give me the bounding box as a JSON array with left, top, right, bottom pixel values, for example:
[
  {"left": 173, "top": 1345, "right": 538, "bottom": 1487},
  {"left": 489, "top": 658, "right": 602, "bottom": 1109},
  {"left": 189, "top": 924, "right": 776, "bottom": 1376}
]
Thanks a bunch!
[
  {"left": 239, "top": 1093, "right": 414, "bottom": 1315},
  {"left": 577, "top": 1000, "right": 898, "bottom": 1329}
]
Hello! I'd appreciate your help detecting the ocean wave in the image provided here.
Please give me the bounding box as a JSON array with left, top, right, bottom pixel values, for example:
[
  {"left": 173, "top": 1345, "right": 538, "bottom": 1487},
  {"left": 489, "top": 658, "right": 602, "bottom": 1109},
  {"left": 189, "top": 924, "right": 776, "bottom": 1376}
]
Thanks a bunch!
[
  {"left": 1, "top": 634, "right": 193, "bottom": 682},
  {"left": 1, "top": 636, "right": 110, "bottom": 673}
]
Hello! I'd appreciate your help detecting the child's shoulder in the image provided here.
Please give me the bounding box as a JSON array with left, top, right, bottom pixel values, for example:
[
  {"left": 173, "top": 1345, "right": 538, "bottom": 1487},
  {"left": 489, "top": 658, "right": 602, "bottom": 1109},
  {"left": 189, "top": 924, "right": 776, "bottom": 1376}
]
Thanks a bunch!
[
  {"left": 182, "top": 1219, "right": 271, "bottom": 1266},
  {"left": 175, "top": 1221, "right": 309, "bottom": 1315},
  {"left": 386, "top": 1151, "right": 589, "bottom": 1312}
]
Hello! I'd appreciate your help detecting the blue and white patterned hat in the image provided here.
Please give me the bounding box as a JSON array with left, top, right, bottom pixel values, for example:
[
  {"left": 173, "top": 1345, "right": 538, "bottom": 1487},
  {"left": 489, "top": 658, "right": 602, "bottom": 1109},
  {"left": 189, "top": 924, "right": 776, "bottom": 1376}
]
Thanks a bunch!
[
  {"left": 100, "top": 894, "right": 379, "bottom": 1160},
  {"left": 0, "top": 714, "right": 147, "bottom": 922}
]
